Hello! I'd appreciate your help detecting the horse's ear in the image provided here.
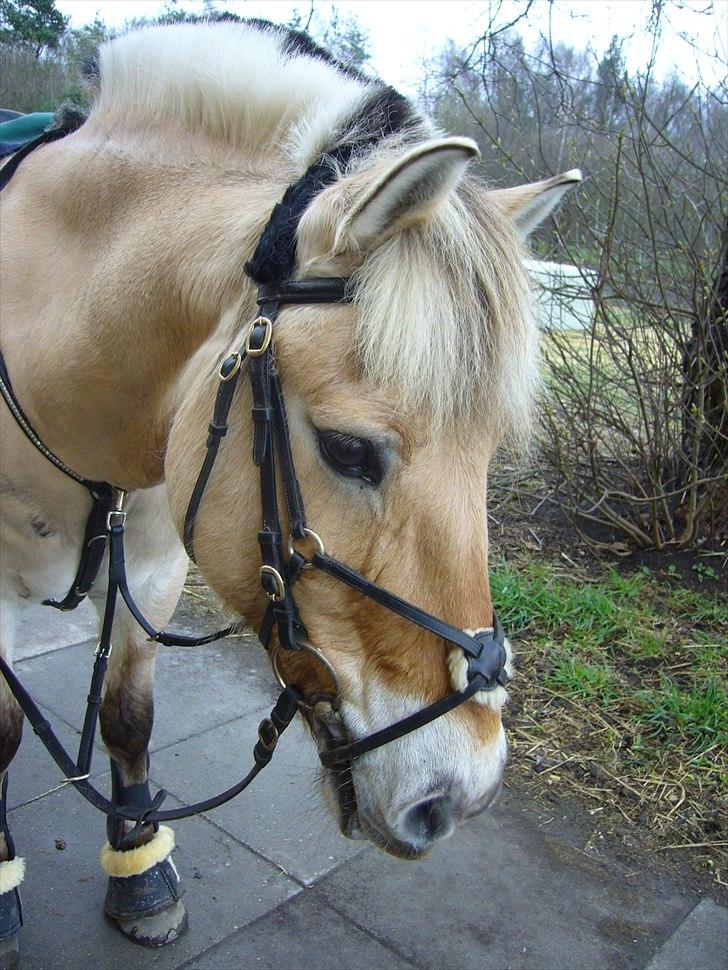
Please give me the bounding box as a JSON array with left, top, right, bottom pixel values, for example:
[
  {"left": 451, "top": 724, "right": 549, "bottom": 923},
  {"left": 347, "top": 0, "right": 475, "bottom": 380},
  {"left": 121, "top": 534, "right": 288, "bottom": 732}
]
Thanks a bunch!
[
  {"left": 488, "top": 169, "right": 582, "bottom": 237},
  {"left": 337, "top": 137, "right": 480, "bottom": 251}
]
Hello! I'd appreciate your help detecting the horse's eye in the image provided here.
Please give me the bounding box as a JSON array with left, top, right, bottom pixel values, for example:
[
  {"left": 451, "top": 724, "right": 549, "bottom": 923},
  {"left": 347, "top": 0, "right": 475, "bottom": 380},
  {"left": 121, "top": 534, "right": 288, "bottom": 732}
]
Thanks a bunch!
[{"left": 318, "top": 430, "right": 383, "bottom": 486}]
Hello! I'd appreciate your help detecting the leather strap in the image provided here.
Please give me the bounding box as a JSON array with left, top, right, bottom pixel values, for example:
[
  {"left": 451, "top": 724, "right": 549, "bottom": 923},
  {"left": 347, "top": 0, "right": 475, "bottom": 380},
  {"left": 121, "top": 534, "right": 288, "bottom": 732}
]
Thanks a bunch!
[
  {"left": 319, "top": 676, "right": 487, "bottom": 768},
  {"left": 0, "top": 649, "right": 301, "bottom": 826},
  {"left": 0, "top": 352, "right": 110, "bottom": 495},
  {"left": 312, "top": 552, "right": 505, "bottom": 665},
  {"left": 257, "top": 278, "right": 353, "bottom": 305},
  {"left": 270, "top": 366, "right": 307, "bottom": 540},
  {"left": 43, "top": 485, "right": 115, "bottom": 611},
  {"left": 183, "top": 352, "right": 245, "bottom": 561},
  {"left": 0, "top": 352, "right": 116, "bottom": 609}
]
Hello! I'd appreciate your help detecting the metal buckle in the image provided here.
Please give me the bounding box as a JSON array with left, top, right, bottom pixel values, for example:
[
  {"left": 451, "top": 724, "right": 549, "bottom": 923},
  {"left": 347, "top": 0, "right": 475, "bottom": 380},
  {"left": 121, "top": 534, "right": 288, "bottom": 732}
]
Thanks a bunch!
[
  {"left": 257, "top": 717, "right": 279, "bottom": 752},
  {"left": 260, "top": 565, "right": 285, "bottom": 602},
  {"left": 245, "top": 317, "right": 273, "bottom": 357},
  {"left": 287, "top": 528, "right": 325, "bottom": 567},
  {"left": 219, "top": 351, "right": 242, "bottom": 382},
  {"left": 107, "top": 487, "right": 127, "bottom": 529}
]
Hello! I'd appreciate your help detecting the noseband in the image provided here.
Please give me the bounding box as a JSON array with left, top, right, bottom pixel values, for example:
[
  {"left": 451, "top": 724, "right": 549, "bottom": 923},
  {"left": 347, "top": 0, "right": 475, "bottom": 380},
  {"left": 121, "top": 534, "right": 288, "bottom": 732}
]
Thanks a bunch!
[{"left": 0, "top": 117, "right": 508, "bottom": 833}]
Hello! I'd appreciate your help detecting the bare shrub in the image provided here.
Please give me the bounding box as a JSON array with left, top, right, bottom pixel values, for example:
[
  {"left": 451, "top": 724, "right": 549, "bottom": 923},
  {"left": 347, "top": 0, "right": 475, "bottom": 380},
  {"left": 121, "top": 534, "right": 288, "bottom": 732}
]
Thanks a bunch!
[{"left": 425, "top": 3, "right": 727, "bottom": 549}]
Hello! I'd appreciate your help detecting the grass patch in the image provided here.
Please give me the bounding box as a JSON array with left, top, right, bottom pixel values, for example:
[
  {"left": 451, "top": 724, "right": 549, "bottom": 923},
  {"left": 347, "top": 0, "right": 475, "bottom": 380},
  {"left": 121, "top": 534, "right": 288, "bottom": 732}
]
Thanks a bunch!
[
  {"left": 492, "top": 555, "right": 728, "bottom": 884},
  {"left": 637, "top": 677, "right": 728, "bottom": 757},
  {"left": 545, "top": 656, "right": 616, "bottom": 706}
]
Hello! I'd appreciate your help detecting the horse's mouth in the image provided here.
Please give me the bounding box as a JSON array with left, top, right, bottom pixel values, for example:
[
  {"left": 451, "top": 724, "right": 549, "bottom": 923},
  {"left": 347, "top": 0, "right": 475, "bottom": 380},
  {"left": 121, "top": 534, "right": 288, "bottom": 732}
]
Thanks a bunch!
[
  {"left": 307, "top": 709, "right": 363, "bottom": 836},
  {"left": 310, "top": 711, "right": 428, "bottom": 860}
]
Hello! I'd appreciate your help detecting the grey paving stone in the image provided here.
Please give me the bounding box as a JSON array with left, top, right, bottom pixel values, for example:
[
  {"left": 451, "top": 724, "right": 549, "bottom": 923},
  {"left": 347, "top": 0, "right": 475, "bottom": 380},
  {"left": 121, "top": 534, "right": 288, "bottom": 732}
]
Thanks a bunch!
[
  {"left": 313, "top": 794, "right": 693, "bottom": 970},
  {"left": 14, "top": 633, "right": 278, "bottom": 750},
  {"left": 150, "top": 712, "right": 370, "bottom": 886},
  {"left": 646, "top": 899, "right": 728, "bottom": 970},
  {"left": 187, "top": 889, "right": 417, "bottom": 969},
  {"left": 9, "top": 784, "right": 299, "bottom": 969},
  {"left": 15, "top": 598, "right": 97, "bottom": 660},
  {"left": 7, "top": 705, "right": 104, "bottom": 810}
]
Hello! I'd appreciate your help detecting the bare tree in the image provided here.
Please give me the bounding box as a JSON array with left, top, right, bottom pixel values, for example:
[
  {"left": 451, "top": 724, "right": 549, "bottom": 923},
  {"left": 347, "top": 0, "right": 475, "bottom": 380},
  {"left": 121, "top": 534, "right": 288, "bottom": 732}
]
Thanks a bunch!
[{"left": 424, "top": 4, "right": 727, "bottom": 549}]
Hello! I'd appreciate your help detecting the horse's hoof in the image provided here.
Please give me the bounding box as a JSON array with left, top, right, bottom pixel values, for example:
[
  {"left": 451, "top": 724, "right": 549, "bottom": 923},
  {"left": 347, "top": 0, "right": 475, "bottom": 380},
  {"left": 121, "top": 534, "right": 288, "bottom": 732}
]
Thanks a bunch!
[
  {"left": 0, "top": 934, "right": 20, "bottom": 970},
  {"left": 0, "top": 885, "right": 22, "bottom": 969},
  {"left": 105, "top": 856, "right": 187, "bottom": 947},
  {"left": 110, "top": 899, "right": 188, "bottom": 948}
]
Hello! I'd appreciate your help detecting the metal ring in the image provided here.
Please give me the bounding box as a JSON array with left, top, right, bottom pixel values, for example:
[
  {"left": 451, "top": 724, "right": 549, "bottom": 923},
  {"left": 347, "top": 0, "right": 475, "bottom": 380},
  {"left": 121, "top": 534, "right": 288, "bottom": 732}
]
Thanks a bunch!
[
  {"left": 245, "top": 317, "right": 273, "bottom": 357},
  {"left": 219, "top": 352, "right": 242, "bottom": 382},
  {"left": 270, "top": 641, "right": 341, "bottom": 712},
  {"left": 287, "top": 528, "right": 325, "bottom": 565},
  {"left": 260, "top": 565, "right": 285, "bottom": 603}
]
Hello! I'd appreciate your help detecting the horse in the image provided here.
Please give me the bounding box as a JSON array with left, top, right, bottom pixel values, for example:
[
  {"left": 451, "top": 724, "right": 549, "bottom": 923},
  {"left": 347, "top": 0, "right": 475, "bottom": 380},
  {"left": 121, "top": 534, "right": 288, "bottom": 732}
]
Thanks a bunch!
[{"left": 0, "top": 18, "right": 580, "bottom": 959}]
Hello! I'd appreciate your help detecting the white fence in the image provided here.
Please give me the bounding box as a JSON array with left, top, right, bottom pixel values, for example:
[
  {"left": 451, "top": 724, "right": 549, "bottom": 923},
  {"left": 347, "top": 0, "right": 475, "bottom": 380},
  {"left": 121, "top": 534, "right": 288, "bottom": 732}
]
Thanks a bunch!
[{"left": 524, "top": 259, "right": 598, "bottom": 331}]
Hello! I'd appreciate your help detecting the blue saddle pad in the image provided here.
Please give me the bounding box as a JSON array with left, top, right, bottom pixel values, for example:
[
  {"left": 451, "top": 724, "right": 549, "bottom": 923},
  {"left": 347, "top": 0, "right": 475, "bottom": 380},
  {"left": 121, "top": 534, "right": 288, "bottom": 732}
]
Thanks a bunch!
[{"left": 0, "top": 112, "right": 56, "bottom": 157}]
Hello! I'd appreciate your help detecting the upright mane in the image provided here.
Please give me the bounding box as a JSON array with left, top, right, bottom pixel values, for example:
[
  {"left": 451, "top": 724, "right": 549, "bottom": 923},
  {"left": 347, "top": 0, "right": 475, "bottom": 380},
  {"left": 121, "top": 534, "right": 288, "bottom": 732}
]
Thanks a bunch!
[
  {"left": 85, "top": 19, "right": 414, "bottom": 171},
  {"left": 87, "top": 20, "right": 536, "bottom": 441}
]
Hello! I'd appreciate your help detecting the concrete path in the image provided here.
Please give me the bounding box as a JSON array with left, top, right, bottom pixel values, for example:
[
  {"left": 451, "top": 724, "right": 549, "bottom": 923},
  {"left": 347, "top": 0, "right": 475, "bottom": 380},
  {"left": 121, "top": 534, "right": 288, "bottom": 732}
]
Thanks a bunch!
[{"left": 7, "top": 623, "right": 727, "bottom": 969}]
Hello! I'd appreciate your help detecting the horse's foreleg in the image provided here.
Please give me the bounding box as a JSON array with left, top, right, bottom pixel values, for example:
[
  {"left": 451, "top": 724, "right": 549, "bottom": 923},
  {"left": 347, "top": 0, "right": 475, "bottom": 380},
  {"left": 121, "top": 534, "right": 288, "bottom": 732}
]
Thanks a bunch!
[
  {"left": 0, "top": 635, "right": 24, "bottom": 970},
  {"left": 97, "top": 544, "right": 189, "bottom": 948}
]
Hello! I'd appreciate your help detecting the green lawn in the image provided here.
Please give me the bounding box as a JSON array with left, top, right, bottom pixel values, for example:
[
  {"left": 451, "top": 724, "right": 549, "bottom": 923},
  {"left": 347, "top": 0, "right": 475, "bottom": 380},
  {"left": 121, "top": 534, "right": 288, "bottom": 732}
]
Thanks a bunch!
[{"left": 493, "top": 557, "right": 728, "bottom": 882}]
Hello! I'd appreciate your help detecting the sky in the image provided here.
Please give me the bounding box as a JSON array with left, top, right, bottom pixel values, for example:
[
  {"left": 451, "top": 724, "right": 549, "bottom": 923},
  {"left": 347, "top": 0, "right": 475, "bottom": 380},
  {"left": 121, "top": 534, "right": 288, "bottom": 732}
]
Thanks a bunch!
[{"left": 55, "top": 0, "right": 727, "bottom": 94}]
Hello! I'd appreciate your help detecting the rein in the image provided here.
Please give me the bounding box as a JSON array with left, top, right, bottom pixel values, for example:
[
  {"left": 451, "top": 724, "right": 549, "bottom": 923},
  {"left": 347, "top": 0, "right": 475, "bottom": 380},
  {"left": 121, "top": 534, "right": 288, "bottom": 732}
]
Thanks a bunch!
[{"left": 0, "top": 118, "right": 508, "bottom": 832}]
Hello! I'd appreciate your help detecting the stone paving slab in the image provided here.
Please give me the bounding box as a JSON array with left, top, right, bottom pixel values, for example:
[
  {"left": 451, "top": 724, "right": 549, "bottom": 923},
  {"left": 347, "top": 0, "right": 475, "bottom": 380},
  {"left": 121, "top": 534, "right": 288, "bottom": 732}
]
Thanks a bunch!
[
  {"left": 185, "top": 888, "right": 417, "bottom": 969},
  {"left": 313, "top": 794, "right": 695, "bottom": 970},
  {"left": 646, "top": 899, "right": 728, "bottom": 970},
  {"left": 150, "top": 712, "right": 370, "bottom": 886},
  {"left": 8, "top": 704, "right": 104, "bottom": 810},
  {"left": 15, "top": 599, "right": 97, "bottom": 661},
  {"left": 15, "top": 634, "right": 278, "bottom": 751},
  {"left": 8, "top": 627, "right": 723, "bottom": 970},
  {"left": 9, "top": 784, "right": 299, "bottom": 970}
]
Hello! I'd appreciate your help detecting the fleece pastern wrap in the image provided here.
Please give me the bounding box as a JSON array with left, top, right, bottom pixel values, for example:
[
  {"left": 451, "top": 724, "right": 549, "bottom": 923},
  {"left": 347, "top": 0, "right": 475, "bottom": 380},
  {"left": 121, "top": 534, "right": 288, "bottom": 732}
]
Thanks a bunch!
[
  {"left": 0, "top": 858, "right": 25, "bottom": 895},
  {"left": 100, "top": 825, "right": 175, "bottom": 878}
]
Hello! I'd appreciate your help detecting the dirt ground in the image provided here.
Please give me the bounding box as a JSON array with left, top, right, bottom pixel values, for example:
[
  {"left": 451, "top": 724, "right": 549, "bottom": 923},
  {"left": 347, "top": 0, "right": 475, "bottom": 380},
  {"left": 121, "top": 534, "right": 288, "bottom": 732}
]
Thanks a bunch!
[{"left": 487, "top": 486, "right": 727, "bottom": 903}]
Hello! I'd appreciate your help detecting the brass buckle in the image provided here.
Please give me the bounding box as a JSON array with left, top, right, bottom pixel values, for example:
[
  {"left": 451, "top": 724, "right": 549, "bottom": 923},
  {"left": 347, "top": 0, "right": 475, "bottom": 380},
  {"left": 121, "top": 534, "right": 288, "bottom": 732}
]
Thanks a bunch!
[
  {"left": 257, "top": 717, "right": 279, "bottom": 752},
  {"left": 287, "top": 528, "right": 325, "bottom": 567},
  {"left": 260, "top": 565, "right": 285, "bottom": 602},
  {"left": 245, "top": 317, "right": 273, "bottom": 357},
  {"left": 218, "top": 351, "right": 242, "bottom": 382}
]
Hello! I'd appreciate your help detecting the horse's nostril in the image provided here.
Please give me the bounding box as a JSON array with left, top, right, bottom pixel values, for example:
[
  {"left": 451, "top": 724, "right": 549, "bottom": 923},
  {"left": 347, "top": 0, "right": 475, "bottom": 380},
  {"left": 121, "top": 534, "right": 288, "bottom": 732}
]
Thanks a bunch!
[{"left": 401, "top": 796, "right": 455, "bottom": 847}]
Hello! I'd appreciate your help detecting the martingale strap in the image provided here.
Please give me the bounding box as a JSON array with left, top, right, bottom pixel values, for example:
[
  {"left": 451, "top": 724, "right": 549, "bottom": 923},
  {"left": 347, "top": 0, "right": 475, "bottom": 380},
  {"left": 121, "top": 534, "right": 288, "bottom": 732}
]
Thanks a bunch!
[
  {"left": 0, "top": 350, "right": 115, "bottom": 611},
  {"left": 0, "top": 650, "right": 301, "bottom": 833}
]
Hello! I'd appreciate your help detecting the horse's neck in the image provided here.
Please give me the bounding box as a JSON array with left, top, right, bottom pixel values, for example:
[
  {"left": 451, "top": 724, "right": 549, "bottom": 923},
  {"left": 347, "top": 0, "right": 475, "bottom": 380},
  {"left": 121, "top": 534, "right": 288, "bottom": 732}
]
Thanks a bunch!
[{"left": 1, "top": 127, "right": 283, "bottom": 489}]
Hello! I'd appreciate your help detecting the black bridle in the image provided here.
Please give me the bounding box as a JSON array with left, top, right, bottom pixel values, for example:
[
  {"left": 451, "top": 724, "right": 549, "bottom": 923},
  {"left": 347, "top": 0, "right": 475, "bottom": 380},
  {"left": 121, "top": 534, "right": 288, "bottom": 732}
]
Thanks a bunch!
[
  {"left": 0, "top": 117, "right": 508, "bottom": 834},
  {"left": 182, "top": 279, "right": 509, "bottom": 769}
]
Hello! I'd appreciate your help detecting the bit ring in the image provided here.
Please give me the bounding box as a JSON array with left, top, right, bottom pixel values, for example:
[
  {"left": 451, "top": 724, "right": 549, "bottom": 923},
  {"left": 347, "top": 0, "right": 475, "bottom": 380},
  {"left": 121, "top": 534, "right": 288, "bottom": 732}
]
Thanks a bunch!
[{"left": 270, "top": 640, "right": 341, "bottom": 712}]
